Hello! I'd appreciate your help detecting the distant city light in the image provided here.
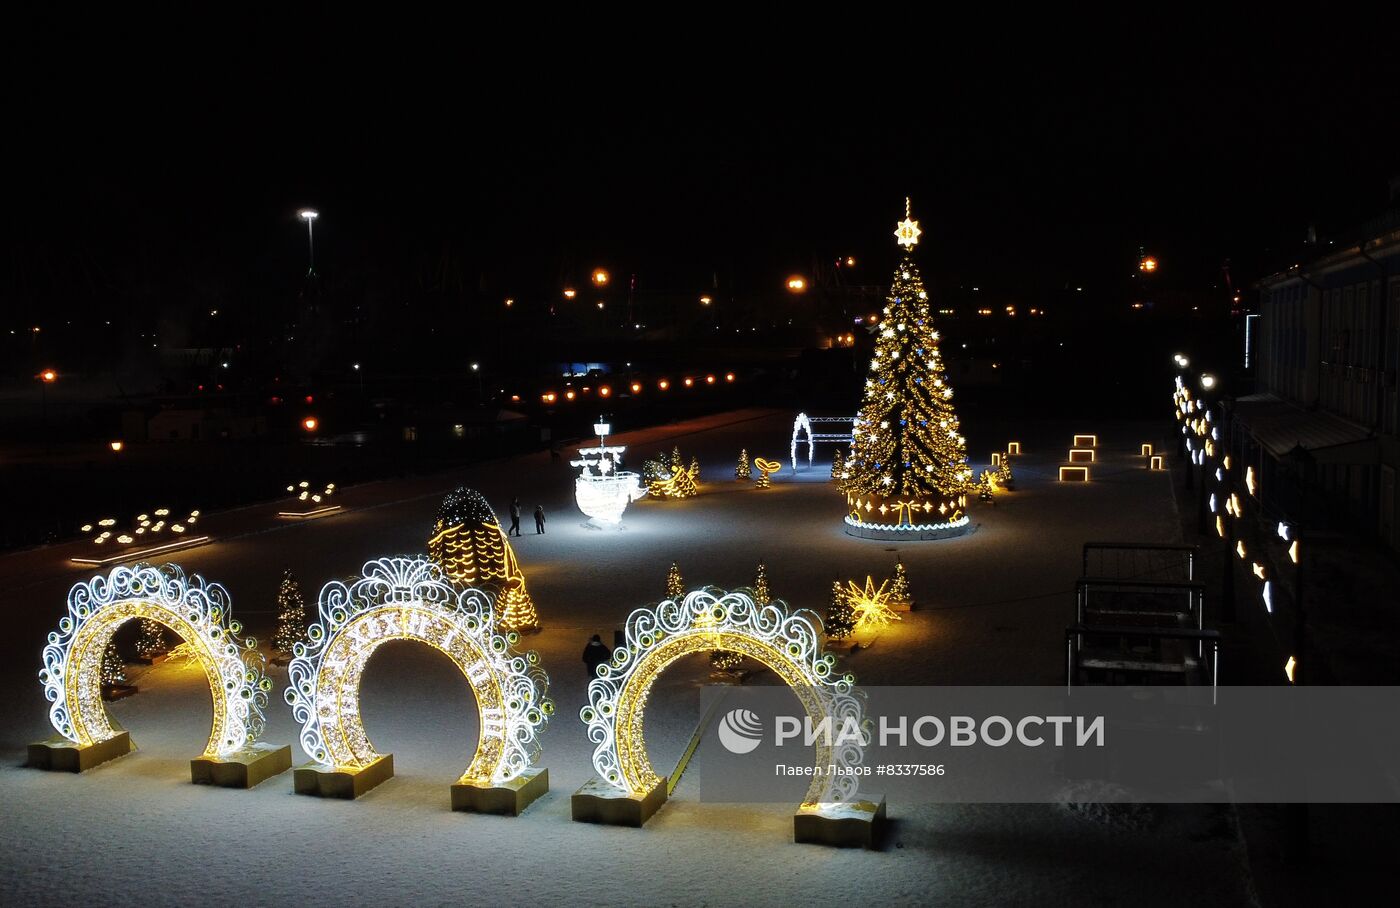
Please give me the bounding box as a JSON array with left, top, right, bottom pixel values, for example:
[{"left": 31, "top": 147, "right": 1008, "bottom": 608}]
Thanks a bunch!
[
  {"left": 592, "top": 268, "right": 610, "bottom": 286},
  {"left": 39, "top": 369, "right": 57, "bottom": 383},
  {"left": 302, "top": 417, "right": 319, "bottom": 432},
  {"left": 299, "top": 209, "right": 319, "bottom": 221},
  {"left": 563, "top": 288, "right": 577, "bottom": 299},
  {"left": 786, "top": 276, "right": 807, "bottom": 293},
  {"left": 700, "top": 295, "right": 713, "bottom": 306},
  {"left": 109, "top": 441, "right": 124, "bottom": 452},
  {"left": 1140, "top": 256, "right": 1158, "bottom": 272}
]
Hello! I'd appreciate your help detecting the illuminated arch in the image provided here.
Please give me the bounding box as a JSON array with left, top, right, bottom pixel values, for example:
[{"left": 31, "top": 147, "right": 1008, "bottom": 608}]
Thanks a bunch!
[
  {"left": 581, "top": 589, "right": 865, "bottom": 807},
  {"left": 791, "top": 412, "right": 814, "bottom": 470},
  {"left": 284, "top": 557, "right": 551, "bottom": 785},
  {"left": 39, "top": 563, "right": 271, "bottom": 758}
]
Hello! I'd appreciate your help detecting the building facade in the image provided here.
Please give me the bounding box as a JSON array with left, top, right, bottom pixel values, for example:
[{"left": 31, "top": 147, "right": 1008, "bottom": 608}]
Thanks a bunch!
[{"left": 1242, "top": 215, "right": 1400, "bottom": 553}]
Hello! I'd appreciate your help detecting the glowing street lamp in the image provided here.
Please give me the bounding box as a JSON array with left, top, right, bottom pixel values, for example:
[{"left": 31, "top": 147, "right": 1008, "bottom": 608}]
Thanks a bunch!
[
  {"left": 298, "top": 209, "right": 319, "bottom": 275},
  {"left": 563, "top": 288, "right": 577, "bottom": 300},
  {"left": 40, "top": 368, "right": 57, "bottom": 383},
  {"left": 302, "top": 416, "right": 319, "bottom": 433},
  {"left": 700, "top": 295, "right": 713, "bottom": 306},
  {"left": 109, "top": 441, "right": 124, "bottom": 453},
  {"left": 592, "top": 268, "right": 610, "bottom": 286},
  {"left": 1200, "top": 374, "right": 1217, "bottom": 390},
  {"left": 1139, "top": 255, "right": 1158, "bottom": 273},
  {"left": 786, "top": 276, "right": 807, "bottom": 293}
]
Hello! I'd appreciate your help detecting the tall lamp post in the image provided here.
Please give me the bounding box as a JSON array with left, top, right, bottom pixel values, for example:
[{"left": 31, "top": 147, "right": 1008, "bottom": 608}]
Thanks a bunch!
[{"left": 298, "top": 209, "right": 318, "bottom": 275}]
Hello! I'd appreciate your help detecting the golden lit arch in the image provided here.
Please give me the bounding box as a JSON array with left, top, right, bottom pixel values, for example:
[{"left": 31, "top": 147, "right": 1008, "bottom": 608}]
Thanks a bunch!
[
  {"left": 40, "top": 564, "right": 271, "bottom": 758},
  {"left": 581, "top": 589, "right": 865, "bottom": 808},
  {"left": 284, "top": 557, "right": 551, "bottom": 785}
]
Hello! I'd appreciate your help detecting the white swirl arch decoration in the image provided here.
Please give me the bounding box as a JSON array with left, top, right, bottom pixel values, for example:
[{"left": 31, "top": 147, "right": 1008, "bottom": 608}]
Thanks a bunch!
[
  {"left": 581, "top": 589, "right": 866, "bottom": 807},
  {"left": 284, "top": 556, "right": 551, "bottom": 785},
  {"left": 39, "top": 563, "right": 271, "bottom": 757}
]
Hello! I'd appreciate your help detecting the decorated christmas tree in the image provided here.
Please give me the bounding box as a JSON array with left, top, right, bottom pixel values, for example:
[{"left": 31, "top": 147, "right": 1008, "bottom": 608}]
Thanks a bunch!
[
  {"left": 830, "top": 449, "right": 846, "bottom": 487},
  {"left": 890, "top": 559, "right": 913, "bottom": 607},
  {"left": 752, "top": 562, "right": 771, "bottom": 605},
  {"left": 844, "top": 199, "right": 973, "bottom": 538},
  {"left": 689, "top": 455, "right": 701, "bottom": 479},
  {"left": 671, "top": 446, "right": 683, "bottom": 473},
  {"left": 995, "top": 452, "right": 1014, "bottom": 489},
  {"left": 101, "top": 640, "right": 127, "bottom": 688},
  {"left": 825, "top": 578, "right": 855, "bottom": 640},
  {"left": 135, "top": 617, "right": 166, "bottom": 659},
  {"left": 273, "top": 569, "right": 308, "bottom": 659},
  {"left": 665, "top": 561, "right": 685, "bottom": 601},
  {"left": 736, "top": 449, "right": 751, "bottom": 480}
]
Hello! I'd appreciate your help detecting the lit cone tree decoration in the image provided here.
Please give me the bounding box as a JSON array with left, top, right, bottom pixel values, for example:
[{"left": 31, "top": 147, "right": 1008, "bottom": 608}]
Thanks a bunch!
[
  {"left": 995, "top": 452, "right": 1014, "bottom": 489},
  {"left": 736, "top": 448, "right": 751, "bottom": 480},
  {"left": 889, "top": 560, "right": 913, "bottom": 608},
  {"left": 101, "top": 640, "right": 126, "bottom": 688},
  {"left": 830, "top": 449, "right": 846, "bottom": 488},
  {"left": 752, "top": 562, "right": 772, "bottom": 605},
  {"left": 665, "top": 561, "right": 685, "bottom": 602},
  {"left": 825, "top": 578, "right": 856, "bottom": 640},
  {"left": 845, "top": 199, "right": 972, "bottom": 532},
  {"left": 135, "top": 617, "right": 166, "bottom": 659},
  {"left": 272, "top": 569, "right": 308, "bottom": 660},
  {"left": 428, "top": 487, "right": 540, "bottom": 632}
]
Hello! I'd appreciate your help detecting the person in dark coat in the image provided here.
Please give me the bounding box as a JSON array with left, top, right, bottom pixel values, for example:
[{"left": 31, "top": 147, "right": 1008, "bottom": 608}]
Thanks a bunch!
[
  {"left": 582, "top": 634, "right": 610, "bottom": 678},
  {"left": 508, "top": 497, "right": 522, "bottom": 537},
  {"left": 534, "top": 505, "right": 546, "bottom": 534}
]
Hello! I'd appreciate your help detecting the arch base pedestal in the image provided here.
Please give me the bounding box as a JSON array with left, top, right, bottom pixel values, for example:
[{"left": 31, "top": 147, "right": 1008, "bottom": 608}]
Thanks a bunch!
[
  {"left": 794, "top": 794, "right": 886, "bottom": 849},
  {"left": 293, "top": 753, "right": 394, "bottom": 799},
  {"left": 191, "top": 743, "right": 291, "bottom": 789},
  {"left": 452, "top": 766, "right": 548, "bottom": 816},
  {"left": 27, "top": 731, "right": 134, "bottom": 773},
  {"left": 571, "top": 776, "right": 668, "bottom": 827}
]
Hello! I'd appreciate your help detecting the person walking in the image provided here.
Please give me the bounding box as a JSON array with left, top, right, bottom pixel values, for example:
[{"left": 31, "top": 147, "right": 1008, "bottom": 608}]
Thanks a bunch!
[
  {"left": 582, "top": 634, "right": 610, "bottom": 678},
  {"left": 508, "top": 498, "right": 522, "bottom": 537},
  {"left": 534, "top": 505, "right": 546, "bottom": 535}
]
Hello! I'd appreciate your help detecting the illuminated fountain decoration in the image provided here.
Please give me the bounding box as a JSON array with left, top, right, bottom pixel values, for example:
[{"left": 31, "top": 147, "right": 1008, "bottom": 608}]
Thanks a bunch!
[
  {"left": 576, "top": 589, "right": 876, "bottom": 838},
  {"left": 428, "top": 487, "right": 539, "bottom": 631},
  {"left": 285, "top": 557, "right": 552, "bottom": 809},
  {"left": 33, "top": 563, "right": 281, "bottom": 782},
  {"left": 571, "top": 421, "right": 646, "bottom": 526}
]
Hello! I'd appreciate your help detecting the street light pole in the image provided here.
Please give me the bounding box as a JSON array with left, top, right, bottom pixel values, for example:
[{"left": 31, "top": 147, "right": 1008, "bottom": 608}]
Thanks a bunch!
[{"left": 299, "top": 209, "right": 318, "bottom": 275}]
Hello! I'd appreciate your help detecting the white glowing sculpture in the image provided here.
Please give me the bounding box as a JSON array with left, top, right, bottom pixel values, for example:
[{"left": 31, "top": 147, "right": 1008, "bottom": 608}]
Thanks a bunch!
[
  {"left": 790, "top": 412, "right": 856, "bottom": 471},
  {"left": 285, "top": 557, "right": 550, "bottom": 785},
  {"left": 581, "top": 589, "right": 865, "bottom": 807},
  {"left": 40, "top": 563, "right": 272, "bottom": 757},
  {"left": 571, "top": 422, "right": 646, "bottom": 525}
]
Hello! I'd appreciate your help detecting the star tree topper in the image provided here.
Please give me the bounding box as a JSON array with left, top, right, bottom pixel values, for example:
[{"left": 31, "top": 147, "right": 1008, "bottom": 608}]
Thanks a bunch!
[{"left": 894, "top": 196, "right": 921, "bottom": 249}]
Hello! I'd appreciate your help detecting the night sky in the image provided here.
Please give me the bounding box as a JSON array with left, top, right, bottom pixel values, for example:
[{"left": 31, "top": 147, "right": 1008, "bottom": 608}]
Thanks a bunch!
[{"left": 7, "top": 27, "right": 1398, "bottom": 312}]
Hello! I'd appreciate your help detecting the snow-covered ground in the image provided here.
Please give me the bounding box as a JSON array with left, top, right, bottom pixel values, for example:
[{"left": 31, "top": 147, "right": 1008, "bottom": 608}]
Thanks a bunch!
[{"left": 0, "top": 409, "right": 1257, "bottom": 906}]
